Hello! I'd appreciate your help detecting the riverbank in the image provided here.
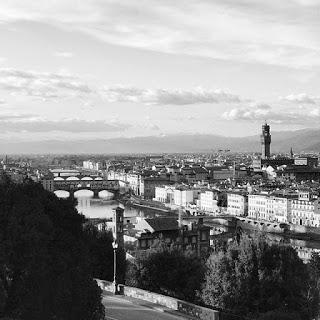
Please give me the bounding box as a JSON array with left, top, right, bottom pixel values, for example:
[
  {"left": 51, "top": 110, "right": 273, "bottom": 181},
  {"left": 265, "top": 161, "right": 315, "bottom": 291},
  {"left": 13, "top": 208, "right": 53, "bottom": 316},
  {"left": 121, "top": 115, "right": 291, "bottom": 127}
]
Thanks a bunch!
[
  {"left": 236, "top": 217, "right": 320, "bottom": 242},
  {"left": 129, "top": 202, "right": 176, "bottom": 213},
  {"left": 120, "top": 196, "right": 178, "bottom": 214}
]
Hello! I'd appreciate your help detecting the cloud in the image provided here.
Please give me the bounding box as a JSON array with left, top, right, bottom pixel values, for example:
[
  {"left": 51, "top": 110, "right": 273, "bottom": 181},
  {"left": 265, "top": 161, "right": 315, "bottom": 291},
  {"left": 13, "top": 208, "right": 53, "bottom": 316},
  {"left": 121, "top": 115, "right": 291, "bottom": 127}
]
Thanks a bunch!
[
  {"left": 0, "top": 117, "right": 129, "bottom": 133},
  {"left": 222, "top": 103, "right": 272, "bottom": 121},
  {"left": 222, "top": 103, "right": 320, "bottom": 125},
  {"left": 0, "top": 68, "right": 93, "bottom": 100},
  {"left": 171, "top": 115, "right": 199, "bottom": 121},
  {"left": 102, "top": 86, "right": 241, "bottom": 105},
  {"left": 54, "top": 51, "right": 74, "bottom": 58},
  {"left": 0, "top": 1, "right": 320, "bottom": 68},
  {"left": 0, "top": 113, "right": 36, "bottom": 121},
  {"left": 280, "top": 93, "right": 317, "bottom": 104}
]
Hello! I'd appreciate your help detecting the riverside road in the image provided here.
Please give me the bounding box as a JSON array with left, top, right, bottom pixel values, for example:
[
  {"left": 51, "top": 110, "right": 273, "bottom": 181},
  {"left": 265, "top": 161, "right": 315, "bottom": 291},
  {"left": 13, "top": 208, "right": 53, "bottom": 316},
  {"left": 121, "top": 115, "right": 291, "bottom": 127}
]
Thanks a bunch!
[{"left": 102, "top": 291, "right": 192, "bottom": 320}]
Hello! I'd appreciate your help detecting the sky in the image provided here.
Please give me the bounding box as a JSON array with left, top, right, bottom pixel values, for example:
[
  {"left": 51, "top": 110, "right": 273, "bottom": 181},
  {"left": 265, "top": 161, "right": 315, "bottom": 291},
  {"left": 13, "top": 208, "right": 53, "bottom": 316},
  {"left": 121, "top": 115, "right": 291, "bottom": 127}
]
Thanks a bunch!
[{"left": 0, "top": 0, "right": 320, "bottom": 143}]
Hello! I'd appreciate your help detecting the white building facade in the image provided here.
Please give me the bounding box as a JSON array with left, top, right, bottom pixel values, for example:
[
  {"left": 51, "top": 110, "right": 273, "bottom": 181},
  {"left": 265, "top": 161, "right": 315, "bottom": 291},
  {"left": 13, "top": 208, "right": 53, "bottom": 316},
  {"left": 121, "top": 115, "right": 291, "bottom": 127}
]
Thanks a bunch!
[
  {"left": 248, "top": 194, "right": 281, "bottom": 222},
  {"left": 290, "top": 199, "right": 316, "bottom": 227},
  {"left": 173, "top": 189, "right": 195, "bottom": 207},
  {"left": 227, "top": 193, "right": 248, "bottom": 217},
  {"left": 199, "top": 190, "right": 219, "bottom": 214}
]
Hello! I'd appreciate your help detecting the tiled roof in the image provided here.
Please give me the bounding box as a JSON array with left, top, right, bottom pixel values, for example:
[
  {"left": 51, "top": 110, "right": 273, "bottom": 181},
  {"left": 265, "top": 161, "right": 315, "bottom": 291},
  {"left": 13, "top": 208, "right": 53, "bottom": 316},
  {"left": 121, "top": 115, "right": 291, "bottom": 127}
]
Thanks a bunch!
[{"left": 144, "top": 217, "right": 179, "bottom": 232}]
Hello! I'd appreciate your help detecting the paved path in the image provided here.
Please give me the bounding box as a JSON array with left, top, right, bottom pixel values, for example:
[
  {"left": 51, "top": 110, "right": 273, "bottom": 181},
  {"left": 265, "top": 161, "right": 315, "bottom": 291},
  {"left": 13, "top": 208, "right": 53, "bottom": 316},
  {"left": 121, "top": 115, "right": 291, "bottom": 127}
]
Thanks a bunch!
[{"left": 102, "top": 291, "right": 192, "bottom": 320}]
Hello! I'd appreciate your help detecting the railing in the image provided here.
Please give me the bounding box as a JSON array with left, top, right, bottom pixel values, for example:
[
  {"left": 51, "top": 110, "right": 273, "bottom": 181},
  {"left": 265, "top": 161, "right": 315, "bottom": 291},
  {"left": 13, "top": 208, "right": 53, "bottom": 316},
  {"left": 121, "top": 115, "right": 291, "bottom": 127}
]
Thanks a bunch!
[{"left": 96, "top": 279, "right": 220, "bottom": 320}]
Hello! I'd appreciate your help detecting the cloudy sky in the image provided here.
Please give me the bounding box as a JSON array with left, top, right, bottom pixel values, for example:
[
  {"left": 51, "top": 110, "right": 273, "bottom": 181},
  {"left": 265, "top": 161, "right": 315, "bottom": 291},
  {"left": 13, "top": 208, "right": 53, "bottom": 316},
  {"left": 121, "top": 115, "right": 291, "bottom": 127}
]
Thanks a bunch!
[{"left": 1, "top": 0, "right": 320, "bottom": 143}]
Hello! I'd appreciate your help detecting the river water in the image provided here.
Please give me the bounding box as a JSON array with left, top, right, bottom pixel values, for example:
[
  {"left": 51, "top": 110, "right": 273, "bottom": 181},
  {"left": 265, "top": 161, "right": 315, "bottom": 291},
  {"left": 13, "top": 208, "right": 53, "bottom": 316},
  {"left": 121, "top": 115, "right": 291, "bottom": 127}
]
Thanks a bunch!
[
  {"left": 54, "top": 189, "right": 166, "bottom": 220},
  {"left": 54, "top": 190, "right": 320, "bottom": 262}
]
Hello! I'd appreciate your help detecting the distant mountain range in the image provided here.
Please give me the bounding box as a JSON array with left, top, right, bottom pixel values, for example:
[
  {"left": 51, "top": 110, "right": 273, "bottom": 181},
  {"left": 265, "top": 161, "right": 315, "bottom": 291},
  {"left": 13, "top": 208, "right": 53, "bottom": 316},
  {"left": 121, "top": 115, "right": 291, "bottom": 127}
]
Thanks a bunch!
[{"left": 1, "top": 128, "right": 320, "bottom": 154}]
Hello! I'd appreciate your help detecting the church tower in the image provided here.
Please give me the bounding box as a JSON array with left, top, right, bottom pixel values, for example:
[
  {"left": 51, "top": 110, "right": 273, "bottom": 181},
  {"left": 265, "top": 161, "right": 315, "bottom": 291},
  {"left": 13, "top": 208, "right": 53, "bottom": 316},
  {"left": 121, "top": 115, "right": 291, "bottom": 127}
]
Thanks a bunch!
[
  {"left": 260, "top": 122, "right": 271, "bottom": 159},
  {"left": 112, "top": 207, "right": 124, "bottom": 248}
]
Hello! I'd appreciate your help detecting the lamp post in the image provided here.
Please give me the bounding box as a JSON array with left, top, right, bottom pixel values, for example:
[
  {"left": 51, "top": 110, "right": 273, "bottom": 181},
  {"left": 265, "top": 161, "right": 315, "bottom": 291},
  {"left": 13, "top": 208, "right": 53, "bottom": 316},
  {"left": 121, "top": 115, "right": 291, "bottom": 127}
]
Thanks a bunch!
[{"left": 112, "top": 240, "right": 118, "bottom": 294}]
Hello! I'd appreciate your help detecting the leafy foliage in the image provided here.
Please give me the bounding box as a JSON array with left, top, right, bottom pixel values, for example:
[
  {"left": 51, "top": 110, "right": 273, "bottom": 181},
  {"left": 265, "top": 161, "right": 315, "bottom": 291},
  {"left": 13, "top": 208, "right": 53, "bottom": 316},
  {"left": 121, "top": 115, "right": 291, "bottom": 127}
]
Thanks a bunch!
[
  {"left": 127, "top": 239, "right": 205, "bottom": 303},
  {"left": 201, "top": 234, "right": 313, "bottom": 319},
  {"left": 0, "top": 177, "right": 105, "bottom": 320},
  {"left": 306, "top": 252, "right": 320, "bottom": 317},
  {"left": 256, "top": 310, "right": 301, "bottom": 320},
  {"left": 83, "top": 224, "right": 126, "bottom": 284},
  {"left": 83, "top": 224, "right": 114, "bottom": 281}
]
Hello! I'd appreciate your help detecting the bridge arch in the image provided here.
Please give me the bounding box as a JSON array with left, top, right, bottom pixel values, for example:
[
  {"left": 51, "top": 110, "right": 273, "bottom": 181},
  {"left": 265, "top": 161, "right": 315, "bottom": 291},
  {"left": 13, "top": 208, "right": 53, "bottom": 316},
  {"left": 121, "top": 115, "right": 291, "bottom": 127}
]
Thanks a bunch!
[
  {"left": 54, "top": 177, "right": 65, "bottom": 181},
  {"left": 98, "top": 190, "right": 114, "bottom": 199},
  {"left": 66, "top": 176, "right": 80, "bottom": 181},
  {"left": 81, "top": 177, "right": 93, "bottom": 181},
  {"left": 74, "top": 189, "right": 94, "bottom": 198},
  {"left": 54, "top": 190, "right": 70, "bottom": 198}
]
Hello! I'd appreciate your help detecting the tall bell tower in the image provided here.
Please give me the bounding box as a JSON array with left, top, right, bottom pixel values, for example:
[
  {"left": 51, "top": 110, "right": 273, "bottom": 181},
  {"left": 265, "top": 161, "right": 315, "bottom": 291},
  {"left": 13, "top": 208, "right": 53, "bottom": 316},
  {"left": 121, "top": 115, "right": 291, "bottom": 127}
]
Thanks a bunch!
[{"left": 260, "top": 122, "right": 271, "bottom": 159}]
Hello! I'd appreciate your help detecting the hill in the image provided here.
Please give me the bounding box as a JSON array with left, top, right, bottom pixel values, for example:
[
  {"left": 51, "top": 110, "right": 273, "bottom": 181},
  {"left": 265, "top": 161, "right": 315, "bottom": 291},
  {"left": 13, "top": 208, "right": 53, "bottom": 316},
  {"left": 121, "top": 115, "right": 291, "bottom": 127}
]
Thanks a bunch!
[{"left": 1, "top": 128, "right": 319, "bottom": 154}]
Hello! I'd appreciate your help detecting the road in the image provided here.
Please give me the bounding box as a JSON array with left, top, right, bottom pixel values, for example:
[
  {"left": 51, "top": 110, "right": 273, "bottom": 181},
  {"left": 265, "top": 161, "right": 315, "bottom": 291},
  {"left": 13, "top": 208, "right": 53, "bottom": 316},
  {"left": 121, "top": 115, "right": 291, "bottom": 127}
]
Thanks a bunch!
[{"left": 102, "top": 292, "right": 191, "bottom": 320}]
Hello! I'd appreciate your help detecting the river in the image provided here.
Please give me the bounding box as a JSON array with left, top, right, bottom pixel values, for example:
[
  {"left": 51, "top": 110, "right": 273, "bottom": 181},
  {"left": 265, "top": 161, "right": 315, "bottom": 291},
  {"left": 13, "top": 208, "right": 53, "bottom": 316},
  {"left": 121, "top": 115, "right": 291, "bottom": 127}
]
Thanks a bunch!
[
  {"left": 54, "top": 190, "right": 320, "bottom": 262},
  {"left": 54, "top": 189, "right": 168, "bottom": 220}
]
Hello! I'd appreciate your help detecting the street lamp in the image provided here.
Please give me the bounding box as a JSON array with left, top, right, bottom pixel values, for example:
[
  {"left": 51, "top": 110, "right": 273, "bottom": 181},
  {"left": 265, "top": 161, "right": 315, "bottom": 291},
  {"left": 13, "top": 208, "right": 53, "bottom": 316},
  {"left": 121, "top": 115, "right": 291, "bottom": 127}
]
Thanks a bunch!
[{"left": 112, "top": 240, "right": 118, "bottom": 294}]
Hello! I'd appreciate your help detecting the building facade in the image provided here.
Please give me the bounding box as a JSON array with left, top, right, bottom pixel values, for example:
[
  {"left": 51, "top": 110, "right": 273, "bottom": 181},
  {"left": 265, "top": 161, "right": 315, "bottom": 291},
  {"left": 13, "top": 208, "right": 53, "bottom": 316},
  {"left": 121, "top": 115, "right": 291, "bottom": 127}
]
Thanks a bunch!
[
  {"left": 227, "top": 192, "right": 248, "bottom": 217},
  {"left": 199, "top": 190, "right": 219, "bottom": 214}
]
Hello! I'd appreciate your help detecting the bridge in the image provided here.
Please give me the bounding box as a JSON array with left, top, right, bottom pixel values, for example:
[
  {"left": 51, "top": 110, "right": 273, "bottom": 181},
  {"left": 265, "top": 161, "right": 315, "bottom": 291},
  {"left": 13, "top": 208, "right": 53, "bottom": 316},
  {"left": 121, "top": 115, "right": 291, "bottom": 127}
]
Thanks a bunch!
[{"left": 42, "top": 175, "right": 121, "bottom": 197}]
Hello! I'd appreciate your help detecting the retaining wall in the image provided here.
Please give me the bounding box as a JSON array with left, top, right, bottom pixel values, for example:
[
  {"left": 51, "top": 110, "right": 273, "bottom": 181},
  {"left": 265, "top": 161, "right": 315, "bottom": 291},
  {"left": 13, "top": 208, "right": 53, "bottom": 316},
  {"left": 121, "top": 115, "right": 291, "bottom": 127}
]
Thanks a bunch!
[
  {"left": 96, "top": 279, "right": 220, "bottom": 320},
  {"left": 237, "top": 218, "right": 286, "bottom": 233},
  {"left": 289, "top": 223, "right": 320, "bottom": 235}
]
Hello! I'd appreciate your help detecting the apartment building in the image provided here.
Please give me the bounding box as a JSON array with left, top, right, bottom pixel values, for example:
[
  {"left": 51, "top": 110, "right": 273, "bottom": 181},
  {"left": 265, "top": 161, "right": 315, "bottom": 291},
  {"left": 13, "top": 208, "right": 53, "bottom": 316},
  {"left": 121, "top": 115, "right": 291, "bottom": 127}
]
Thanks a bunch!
[
  {"left": 154, "top": 185, "right": 175, "bottom": 203},
  {"left": 140, "top": 176, "right": 171, "bottom": 199},
  {"left": 273, "top": 197, "right": 292, "bottom": 223},
  {"left": 248, "top": 190, "right": 320, "bottom": 226},
  {"left": 173, "top": 188, "right": 197, "bottom": 207},
  {"left": 155, "top": 185, "right": 199, "bottom": 207},
  {"left": 291, "top": 199, "right": 315, "bottom": 227},
  {"left": 199, "top": 190, "right": 219, "bottom": 214},
  {"left": 248, "top": 194, "right": 272, "bottom": 221},
  {"left": 83, "top": 160, "right": 101, "bottom": 171},
  {"left": 248, "top": 194, "right": 293, "bottom": 223},
  {"left": 227, "top": 192, "right": 248, "bottom": 217}
]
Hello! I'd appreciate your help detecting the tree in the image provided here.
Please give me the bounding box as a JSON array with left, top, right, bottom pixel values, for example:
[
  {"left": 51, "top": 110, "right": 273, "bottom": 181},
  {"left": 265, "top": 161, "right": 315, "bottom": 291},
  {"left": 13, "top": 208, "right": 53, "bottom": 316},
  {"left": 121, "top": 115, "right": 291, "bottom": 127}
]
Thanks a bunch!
[
  {"left": 127, "top": 239, "right": 205, "bottom": 303},
  {"left": 83, "top": 224, "right": 126, "bottom": 284},
  {"left": 0, "top": 177, "right": 105, "bottom": 320},
  {"left": 256, "top": 310, "right": 300, "bottom": 320},
  {"left": 305, "top": 252, "right": 320, "bottom": 318},
  {"left": 83, "top": 224, "right": 114, "bottom": 281},
  {"left": 201, "top": 233, "right": 312, "bottom": 319},
  {"left": 202, "top": 234, "right": 260, "bottom": 316}
]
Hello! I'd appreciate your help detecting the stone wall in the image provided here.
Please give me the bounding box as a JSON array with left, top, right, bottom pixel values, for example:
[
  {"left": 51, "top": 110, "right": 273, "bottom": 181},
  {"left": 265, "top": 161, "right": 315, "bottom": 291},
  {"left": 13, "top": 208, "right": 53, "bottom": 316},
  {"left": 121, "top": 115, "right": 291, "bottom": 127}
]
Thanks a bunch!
[
  {"left": 95, "top": 279, "right": 220, "bottom": 320},
  {"left": 120, "top": 285, "right": 178, "bottom": 310},
  {"left": 289, "top": 223, "right": 320, "bottom": 235},
  {"left": 237, "top": 218, "right": 286, "bottom": 233}
]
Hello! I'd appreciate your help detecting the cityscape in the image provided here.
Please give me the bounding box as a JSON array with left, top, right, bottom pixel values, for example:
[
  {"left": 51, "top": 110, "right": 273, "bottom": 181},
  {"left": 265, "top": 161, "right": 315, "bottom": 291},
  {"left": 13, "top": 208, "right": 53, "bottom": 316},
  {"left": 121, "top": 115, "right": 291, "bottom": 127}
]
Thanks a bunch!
[{"left": 1, "top": 1, "right": 320, "bottom": 320}]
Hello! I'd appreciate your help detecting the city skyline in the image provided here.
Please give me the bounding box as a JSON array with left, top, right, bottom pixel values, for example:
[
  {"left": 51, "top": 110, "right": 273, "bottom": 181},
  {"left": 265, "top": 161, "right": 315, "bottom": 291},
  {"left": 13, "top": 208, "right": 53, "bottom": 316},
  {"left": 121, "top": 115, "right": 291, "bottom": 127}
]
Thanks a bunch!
[{"left": 1, "top": 0, "right": 320, "bottom": 146}]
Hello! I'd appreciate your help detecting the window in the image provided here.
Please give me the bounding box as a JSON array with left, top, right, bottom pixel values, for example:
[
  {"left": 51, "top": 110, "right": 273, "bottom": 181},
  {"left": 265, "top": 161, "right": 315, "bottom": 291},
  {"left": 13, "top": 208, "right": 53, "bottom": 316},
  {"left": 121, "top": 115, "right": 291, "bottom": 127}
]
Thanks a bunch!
[
  {"left": 140, "top": 239, "right": 146, "bottom": 248},
  {"left": 201, "top": 232, "right": 207, "bottom": 241}
]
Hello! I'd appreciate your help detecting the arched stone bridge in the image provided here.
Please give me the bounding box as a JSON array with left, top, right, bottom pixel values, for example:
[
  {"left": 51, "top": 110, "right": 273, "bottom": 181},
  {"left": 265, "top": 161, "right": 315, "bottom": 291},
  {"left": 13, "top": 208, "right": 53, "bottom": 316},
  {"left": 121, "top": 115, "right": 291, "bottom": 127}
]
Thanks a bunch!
[{"left": 42, "top": 176, "right": 120, "bottom": 197}]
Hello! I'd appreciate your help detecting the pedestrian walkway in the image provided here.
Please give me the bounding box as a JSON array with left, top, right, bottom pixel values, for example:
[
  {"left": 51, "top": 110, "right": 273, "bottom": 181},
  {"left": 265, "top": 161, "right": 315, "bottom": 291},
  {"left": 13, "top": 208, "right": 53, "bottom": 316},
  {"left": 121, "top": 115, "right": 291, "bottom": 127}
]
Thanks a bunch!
[{"left": 102, "top": 291, "right": 196, "bottom": 320}]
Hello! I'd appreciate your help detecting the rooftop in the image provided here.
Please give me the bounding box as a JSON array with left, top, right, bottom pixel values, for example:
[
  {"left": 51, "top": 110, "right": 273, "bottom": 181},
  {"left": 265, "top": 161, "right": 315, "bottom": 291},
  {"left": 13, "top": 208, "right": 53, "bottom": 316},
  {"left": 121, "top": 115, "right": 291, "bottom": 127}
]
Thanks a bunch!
[{"left": 144, "top": 217, "right": 179, "bottom": 232}]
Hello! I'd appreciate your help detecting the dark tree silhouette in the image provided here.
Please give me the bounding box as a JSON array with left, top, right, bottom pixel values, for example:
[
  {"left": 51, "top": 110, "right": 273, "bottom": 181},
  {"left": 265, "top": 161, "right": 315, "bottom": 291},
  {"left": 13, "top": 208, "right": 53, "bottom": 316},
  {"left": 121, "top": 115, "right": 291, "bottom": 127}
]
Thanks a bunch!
[
  {"left": 0, "top": 176, "right": 105, "bottom": 320},
  {"left": 127, "top": 239, "right": 205, "bottom": 303},
  {"left": 83, "top": 224, "right": 126, "bottom": 284},
  {"left": 201, "top": 233, "right": 313, "bottom": 319}
]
